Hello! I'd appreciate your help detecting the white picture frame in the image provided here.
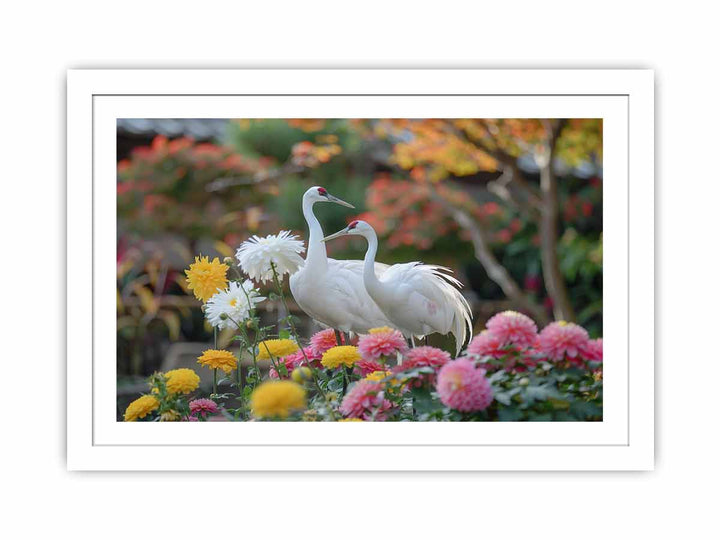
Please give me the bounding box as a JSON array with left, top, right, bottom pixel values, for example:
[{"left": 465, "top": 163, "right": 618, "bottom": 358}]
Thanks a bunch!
[{"left": 67, "top": 68, "right": 654, "bottom": 471}]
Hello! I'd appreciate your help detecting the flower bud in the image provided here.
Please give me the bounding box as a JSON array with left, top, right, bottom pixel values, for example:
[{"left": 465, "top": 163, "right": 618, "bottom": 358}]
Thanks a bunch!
[
  {"left": 291, "top": 366, "right": 312, "bottom": 383},
  {"left": 223, "top": 257, "right": 234, "bottom": 265},
  {"left": 219, "top": 313, "right": 228, "bottom": 320},
  {"left": 519, "top": 377, "right": 530, "bottom": 386}
]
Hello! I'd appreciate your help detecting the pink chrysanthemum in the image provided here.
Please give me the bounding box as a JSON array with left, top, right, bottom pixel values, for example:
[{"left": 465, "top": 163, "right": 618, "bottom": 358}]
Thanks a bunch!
[
  {"left": 339, "top": 380, "right": 394, "bottom": 421},
  {"left": 485, "top": 310, "right": 538, "bottom": 348},
  {"left": 583, "top": 338, "right": 603, "bottom": 363},
  {"left": 393, "top": 346, "right": 450, "bottom": 386},
  {"left": 357, "top": 328, "right": 408, "bottom": 362},
  {"left": 310, "top": 328, "right": 344, "bottom": 355},
  {"left": 269, "top": 347, "right": 321, "bottom": 379},
  {"left": 466, "top": 330, "right": 507, "bottom": 358},
  {"left": 436, "top": 358, "right": 494, "bottom": 412},
  {"left": 538, "top": 321, "right": 590, "bottom": 363},
  {"left": 356, "top": 359, "right": 386, "bottom": 376},
  {"left": 189, "top": 398, "right": 219, "bottom": 418}
]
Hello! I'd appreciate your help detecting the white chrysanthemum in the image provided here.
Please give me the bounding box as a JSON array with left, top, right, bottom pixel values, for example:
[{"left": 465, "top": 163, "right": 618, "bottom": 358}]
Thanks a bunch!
[
  {"left": 236, "top": 230, "right": 305, "bottom": 283},
  {"left": 205, "top": 280, "right": 265, "bottom": 329}
]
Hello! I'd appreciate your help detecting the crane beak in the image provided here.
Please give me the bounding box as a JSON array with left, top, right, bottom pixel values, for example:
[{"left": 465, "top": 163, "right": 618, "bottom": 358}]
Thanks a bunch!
[
  {"left": 321, "top": 228, "right": 349, "bottom": 243},
  {"left": 326, "top": 194, "right": 355, "bottom": 208}
]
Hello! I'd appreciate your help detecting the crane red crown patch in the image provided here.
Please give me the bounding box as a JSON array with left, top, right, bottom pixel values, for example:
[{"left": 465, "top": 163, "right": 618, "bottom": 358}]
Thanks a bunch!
[
  {"left": 317, "top": 187, "right": 327, "bottom": 195},
  {"left": 348, "top": 220, "right": 359, "bottom": 229}
]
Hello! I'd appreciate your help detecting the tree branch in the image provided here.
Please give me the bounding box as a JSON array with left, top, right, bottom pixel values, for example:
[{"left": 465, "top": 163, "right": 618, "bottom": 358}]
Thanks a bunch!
[{"left": 429, "top": 188, "right": 549, "bottom": 325}]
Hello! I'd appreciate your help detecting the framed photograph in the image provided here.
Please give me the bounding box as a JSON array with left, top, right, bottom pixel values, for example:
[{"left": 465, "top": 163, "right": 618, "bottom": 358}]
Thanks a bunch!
[{"left": 67, "top": 68, "right": 654, "bottom": 470}]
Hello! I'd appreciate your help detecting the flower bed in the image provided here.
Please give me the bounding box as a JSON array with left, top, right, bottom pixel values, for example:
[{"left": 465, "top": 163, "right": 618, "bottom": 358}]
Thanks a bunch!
[{"left": 122, "top": 236, "right": 602, "bottom": 422}]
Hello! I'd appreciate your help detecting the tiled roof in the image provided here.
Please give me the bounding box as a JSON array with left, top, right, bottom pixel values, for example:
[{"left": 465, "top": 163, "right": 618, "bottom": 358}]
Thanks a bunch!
[{"left": 117, "top": 118, "right": 228, "bottom": 141}]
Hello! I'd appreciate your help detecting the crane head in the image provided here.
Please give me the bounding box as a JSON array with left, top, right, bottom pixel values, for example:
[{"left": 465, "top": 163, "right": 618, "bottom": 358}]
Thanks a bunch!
[
  {"left": 321, "top": 220, "right": 372, "bottom": 242},
  {"left": 304, "top": 186, "right": 355, "bottom": 208}
]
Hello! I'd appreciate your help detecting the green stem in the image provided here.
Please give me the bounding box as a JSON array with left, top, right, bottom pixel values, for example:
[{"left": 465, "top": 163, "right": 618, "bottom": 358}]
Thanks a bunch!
[
  {"left": 213, "top": 368, "right": 218, "bottom": 396},
  {"left": 237, "top": 281, "right": 261, "bottom": 388}
]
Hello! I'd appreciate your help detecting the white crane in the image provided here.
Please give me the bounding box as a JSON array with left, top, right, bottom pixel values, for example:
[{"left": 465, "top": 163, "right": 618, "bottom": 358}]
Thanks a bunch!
[
  {"left": 322, "top": 220, "right": 473, "bottom": 355},
  {"left": 289, "top": 187, "right": 394, "bottom": 335}
]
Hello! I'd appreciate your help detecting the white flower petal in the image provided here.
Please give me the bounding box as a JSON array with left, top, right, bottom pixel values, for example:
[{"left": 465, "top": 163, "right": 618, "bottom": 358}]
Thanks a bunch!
[{"left": 236, "top": 230, "right": 306, "bottom": 283}]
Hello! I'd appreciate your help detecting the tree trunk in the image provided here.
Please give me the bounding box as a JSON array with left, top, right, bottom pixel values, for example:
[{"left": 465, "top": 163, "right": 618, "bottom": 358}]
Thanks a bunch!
[{"left": 539, "top": 119, "right": 575, "bottom": 321}]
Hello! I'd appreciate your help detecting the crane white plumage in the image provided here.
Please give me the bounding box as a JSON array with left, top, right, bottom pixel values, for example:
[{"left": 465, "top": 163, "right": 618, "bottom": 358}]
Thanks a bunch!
[
  {"left": 288, "top": 187, "right": 394, "bottom": 334},
  {"left": 322, "top": 220, "right": 473, "bottom": 355}
]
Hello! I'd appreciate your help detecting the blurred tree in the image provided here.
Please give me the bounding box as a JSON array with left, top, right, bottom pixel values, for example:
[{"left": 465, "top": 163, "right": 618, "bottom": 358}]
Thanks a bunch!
[{"left": 360, "top": 119, "right": 603, "bottom": 324}]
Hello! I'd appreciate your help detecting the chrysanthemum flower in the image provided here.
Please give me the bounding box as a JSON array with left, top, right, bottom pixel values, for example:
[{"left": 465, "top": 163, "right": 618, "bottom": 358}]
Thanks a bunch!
[
  {"left": 164, "top": 368, "right": 200, "bottom": 394},
  {"left": 257, "top": 339, "right": 300, "bottom": 361},
  {"left": 363, "top": 370, "right": 392, "bottom": 382},
  {"left": 123, "top": 395, "right": 159, "bottom": 422},
  {"left": 436, "top": 358, "right": 493, "bottom": 412},
  {"left": 268, "top": 347, "right": 321, "bottom": 379},
  {"left": 321, "top": 345, "right": 361, "bottom": 369},
  {"left": 393, "top": 346, "right": 450, "bottom": 386},
  {"left": 159, "top": 410, "right": 181, "bottom": 422},
  {"left": 368, "top": 326, "right": 395, "bottom": 334},
  {"left": 310, "top": 328, "right": 344, "bottom": 355},
  {"left": 485, "top": 310, "right": 538, "bottom": 348},
  {"left": 357, "top": 328, "right": 408, "bottom": 362},
  {"left": 250, "top": 381, "right": 306, "bottom": 419},
  {"left": 184, "top": 255, "right": 229, "bottom": 303},
  {"left": 189, "top": 398, "right": 219, "bottom": 418},
  {"left": 339, "top": 380, "right": 393, "bottom": 421},
  {"left": 537, "top": 321, "right": 590, "bottom": 362},
  {"left": 236, "top": 230, "right": 305, "bottom": 283},
  {"left": 356, "top": 359, "right": 386, "bottom": 376},
  {"left": 403, "top": 346, "right": 451, "bottom": 369},
  {"left": 583, "top": 338, "right": 603, "bottom": 363},
  {"left": 197, "top": 349, "right": 239, "bottom": 375},
  {"left": 466, "top": 331, "right": 533, "bottom": 371},
  {"left": 205, "top": 280, "right": 265, "bottom": 330},
  {"left": 466, "top": 330, "right": 506, "bottom": 358},
  {"left": 337, "top": 418, "right": 364, "bottom": 422}
]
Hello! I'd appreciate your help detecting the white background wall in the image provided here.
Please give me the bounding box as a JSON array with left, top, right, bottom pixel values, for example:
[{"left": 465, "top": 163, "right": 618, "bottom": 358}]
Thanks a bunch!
[{"left": 0, "top": 1, "right": 714, "bottom": 538}]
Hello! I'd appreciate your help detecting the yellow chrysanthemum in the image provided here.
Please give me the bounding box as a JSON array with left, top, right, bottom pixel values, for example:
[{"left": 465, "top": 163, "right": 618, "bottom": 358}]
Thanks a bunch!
[
  {"left": 257, "top": 339, "right": 299, "bottom": 360},
  {"left": 123, "top": 395, "right": 159, "bottom": 422},
  {"left": 368, "top": 326, "right": 394, "bottom": 334},
  {"left": 338, "top": 418, "right": 364, "bottom": 422},
  {"left": 250, "top": 381, "right": 306, "bottom": 419},
  {"left": 184, "top": 255, "right": 229, "bottom": 303},
  {"left": 321, "top": 345, "right": 361, "bottom": 369},
  {"left": 159, "top": 410, "right": 182, "bottom": 422},
  {"left": 364, "top": 370, "right": 403, "bottom": 391},
  {"left": 197, "top": 349, "right": 238, "bottom": 375},
  {"left": 364, "top": 370, "right": 394, "bottom": 382},
  {"left": 164, "top": 368, "right": 200, "bottom": 394}
]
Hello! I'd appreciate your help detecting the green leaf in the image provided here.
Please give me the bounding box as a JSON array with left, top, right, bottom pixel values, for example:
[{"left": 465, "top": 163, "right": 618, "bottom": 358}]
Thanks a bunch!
[{"left": 497, "top": 408, "right": 524, "bottom": 421}]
